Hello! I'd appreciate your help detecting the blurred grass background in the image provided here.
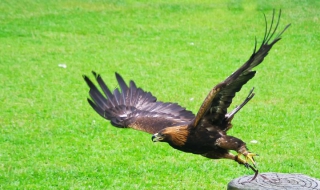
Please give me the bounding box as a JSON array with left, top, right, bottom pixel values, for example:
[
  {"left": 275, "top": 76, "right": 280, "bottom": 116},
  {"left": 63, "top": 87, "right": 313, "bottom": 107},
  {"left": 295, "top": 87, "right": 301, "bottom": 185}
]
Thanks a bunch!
[{"left": 1, "top": 0, "right": 319, "bottom": 189}]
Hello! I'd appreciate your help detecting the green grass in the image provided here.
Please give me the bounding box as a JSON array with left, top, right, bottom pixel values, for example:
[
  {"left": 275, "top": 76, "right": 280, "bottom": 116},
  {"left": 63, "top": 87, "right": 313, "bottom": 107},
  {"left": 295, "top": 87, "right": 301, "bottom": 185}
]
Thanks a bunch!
[{"left": 1, "top": 0, "right": 319, "bottom": 189}]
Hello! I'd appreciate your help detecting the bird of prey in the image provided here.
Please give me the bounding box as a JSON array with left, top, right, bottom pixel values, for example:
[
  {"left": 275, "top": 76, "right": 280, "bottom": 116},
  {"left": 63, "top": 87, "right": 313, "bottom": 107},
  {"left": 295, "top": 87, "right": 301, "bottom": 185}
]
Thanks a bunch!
[{"left": 83, "top": 10, "right": 290, "bottom": 179}]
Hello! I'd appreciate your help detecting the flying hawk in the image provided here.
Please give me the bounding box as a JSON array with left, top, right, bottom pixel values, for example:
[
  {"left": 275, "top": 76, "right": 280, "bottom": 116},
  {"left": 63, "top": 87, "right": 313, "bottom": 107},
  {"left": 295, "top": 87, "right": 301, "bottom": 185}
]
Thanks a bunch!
[{"left": 83, "top": 10, "right": 290, "bottom": 179}]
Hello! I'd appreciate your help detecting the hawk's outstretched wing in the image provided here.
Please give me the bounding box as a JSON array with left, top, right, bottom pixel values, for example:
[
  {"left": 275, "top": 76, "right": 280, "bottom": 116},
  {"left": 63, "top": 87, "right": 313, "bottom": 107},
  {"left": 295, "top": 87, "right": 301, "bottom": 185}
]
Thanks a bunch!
[
  {"left": 83, "top": 72, "right": 195, "bottom": 134},
  {"left": 191, "top": 10, "right": 290, "bottom": 130}
]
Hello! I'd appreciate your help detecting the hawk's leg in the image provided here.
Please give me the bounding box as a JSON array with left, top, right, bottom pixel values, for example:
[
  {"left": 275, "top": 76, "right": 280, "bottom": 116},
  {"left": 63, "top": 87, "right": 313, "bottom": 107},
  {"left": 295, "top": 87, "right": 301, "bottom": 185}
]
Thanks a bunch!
[
  {"left": 221, "top": 142, "right": 259, "bottom": 181},
  {"left": 222, "top": 151, "right": 259, "bottom": 181},
  {"left": 216, "top": 136, "right": 258, "bottom": 168}
]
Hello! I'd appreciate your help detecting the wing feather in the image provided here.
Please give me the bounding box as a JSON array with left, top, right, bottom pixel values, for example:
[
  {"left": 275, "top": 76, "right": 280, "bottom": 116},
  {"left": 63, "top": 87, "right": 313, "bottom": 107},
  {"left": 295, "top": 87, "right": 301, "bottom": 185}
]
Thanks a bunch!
[
  {"left": 92, "top": 71, "right": 114, "bottom": 103},
  {"left": 115, "top": 72, "right": 128, "bottom": 104},
  {"left": 191, "top": 10, "right": 290, "bottom": 129},
  {"left": 84, "top": 72, "right": 195, "bottom": 134}
]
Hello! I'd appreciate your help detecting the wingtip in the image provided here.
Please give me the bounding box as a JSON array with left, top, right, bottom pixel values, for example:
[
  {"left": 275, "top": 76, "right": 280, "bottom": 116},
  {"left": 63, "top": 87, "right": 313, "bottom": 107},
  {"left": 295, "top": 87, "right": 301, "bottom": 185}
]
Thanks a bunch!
[
  {"left": 115, "top": 72, "right": 126, "bottom": 84},
  {"left": 115, "top": 72, "right": 122, "bottom": 78},
  {"left": 115, "top": 72, "right": 128, "bottom": 93},
  {"left": 283, "top": 23, "right": 291, "bottom": 32},
  {"left": 83, "top": 74, "right": 91, "bottom": 83},
  {"left": 92, "top": 71, "right": 98, "bottom": 78}
]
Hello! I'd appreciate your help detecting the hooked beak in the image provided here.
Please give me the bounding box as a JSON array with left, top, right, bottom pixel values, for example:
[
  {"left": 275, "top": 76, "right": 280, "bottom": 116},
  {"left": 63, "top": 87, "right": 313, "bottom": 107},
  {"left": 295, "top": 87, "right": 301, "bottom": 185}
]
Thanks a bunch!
[{"left": 151, "top": 133, "right": 161, "bottom": 142}]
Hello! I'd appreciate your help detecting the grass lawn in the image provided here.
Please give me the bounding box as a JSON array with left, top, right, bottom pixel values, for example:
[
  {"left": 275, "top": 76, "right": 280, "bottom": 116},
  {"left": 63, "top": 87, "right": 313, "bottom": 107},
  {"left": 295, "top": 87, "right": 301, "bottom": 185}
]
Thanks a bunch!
[{"left": 1, "top": 0, "right": 319, "bottom": 189}]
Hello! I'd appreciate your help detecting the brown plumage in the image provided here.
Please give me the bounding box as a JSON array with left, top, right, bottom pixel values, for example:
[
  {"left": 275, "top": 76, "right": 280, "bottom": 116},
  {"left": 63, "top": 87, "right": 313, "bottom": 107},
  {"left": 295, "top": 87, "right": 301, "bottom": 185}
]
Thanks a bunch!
[{"left": 83, "top": 10, "right": 290, "bottom": 179}]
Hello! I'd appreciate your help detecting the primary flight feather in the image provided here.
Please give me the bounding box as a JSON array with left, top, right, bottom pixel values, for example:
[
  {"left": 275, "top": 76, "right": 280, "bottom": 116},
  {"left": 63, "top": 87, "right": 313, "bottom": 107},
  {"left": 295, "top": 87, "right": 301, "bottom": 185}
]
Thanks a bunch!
[{"left": 83, "top": 10, "right": 290, "bottom": 179}]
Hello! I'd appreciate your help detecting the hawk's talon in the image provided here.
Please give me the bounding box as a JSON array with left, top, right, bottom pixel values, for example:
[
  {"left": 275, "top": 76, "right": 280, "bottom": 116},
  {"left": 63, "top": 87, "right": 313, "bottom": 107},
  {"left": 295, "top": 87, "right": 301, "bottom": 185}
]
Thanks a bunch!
[
  {"left": 244, "top": 163, "right": 250, "bottom": 169},
  {"left": 246, "top": 153, "right": 258, "bottom": 168},
  {"left": 236, "top": 152, "right": 258, "bottom": 169}
]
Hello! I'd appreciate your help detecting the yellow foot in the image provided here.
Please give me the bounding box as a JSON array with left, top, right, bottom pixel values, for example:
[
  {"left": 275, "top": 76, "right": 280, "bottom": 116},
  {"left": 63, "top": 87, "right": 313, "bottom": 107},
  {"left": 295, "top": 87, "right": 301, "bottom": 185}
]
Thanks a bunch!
[
  {"left": 237, "top": 152, "right": 259, "bottom": 168},
  {"left": 245, "top": 152, "right": 258, "bottom": 167},
  {"left": 235, "top": 152, "right": 259, "bottom": 181}
]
